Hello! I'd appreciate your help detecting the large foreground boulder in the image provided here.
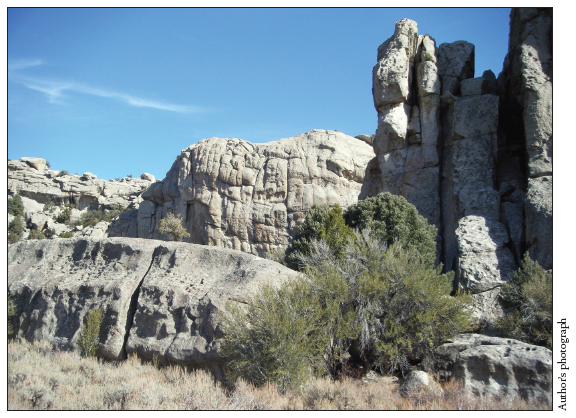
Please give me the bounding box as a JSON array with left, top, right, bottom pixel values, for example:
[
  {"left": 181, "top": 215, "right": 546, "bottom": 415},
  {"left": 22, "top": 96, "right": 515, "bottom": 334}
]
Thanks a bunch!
[
  {"left": 8, "top": 237, "right": 297, "bottom": 378},
  {"left": 430, "top": 334, "right": 551, "bottom": 403}
]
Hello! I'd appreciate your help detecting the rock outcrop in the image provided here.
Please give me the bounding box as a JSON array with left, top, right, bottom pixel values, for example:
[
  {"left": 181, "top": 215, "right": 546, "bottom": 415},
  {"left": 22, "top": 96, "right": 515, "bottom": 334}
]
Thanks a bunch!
[
  {"left": 8, "top": 158, "right": 153, "bottom": 210},
  {"left": 429, "top": 334, "right": 552, "bottom": 403},
  {"left": 365, "top": 9, "right": 552, "bottom": 324},
  {"left": 8, "top": 158, "right": 155, "bottom": 239},
  {"left": 8, "top": 237, "right": 297, "bottom": 378},
  {"left": 111, "top": 130, "right": 375, "bottom": 256}
]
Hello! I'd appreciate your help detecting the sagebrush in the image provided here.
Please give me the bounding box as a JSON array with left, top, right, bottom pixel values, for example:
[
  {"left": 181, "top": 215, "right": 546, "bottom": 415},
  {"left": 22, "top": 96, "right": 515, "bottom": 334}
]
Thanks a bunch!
[
  {"left": 497, "top": 252, "right": 552, "bottom": 348},
  {"left": 224, "top": 231, "right": 473, "bottom": 389},
  {"left": 158, "top": 213, "right": 190, "bottom": 242}
]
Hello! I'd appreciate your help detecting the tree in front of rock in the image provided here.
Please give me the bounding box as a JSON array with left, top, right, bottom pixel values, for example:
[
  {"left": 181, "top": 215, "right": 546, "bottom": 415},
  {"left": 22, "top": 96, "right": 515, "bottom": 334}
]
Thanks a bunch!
[
  {"left": 283, "top": 204, "right": 354, "bottom": 269},
  {"left": 222, "top": 230, "right": 473, "bottom": 390},
  {"left": 8, "top": 194, "right": 24, "bottom": 217},
  {"left": 77, "top": 308, "right": 104, "bottom": 358},
  {"left": 280, "top": 193, "right": 438, "bottom": 269},
  {"left": 343, "top": 192, "right": 438, "bottom": 265},
  {"left": 497, "top": 252, "right": 552, "bottom": 349},
  {"left": 158, "top": 213, "right": 190, "bottom": 242},
  {"left": 8, "top": 216, "right": 24, "bottom": 244}
]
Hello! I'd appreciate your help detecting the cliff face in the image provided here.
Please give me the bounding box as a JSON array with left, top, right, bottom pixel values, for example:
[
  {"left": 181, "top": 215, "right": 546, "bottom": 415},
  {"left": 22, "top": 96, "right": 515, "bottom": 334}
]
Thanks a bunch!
[
  {"left": 110, "top": 130, "right": 375, "bottom": 257},
  {"left": 365, "top": 9, "right": 552, "bottom": 322}
]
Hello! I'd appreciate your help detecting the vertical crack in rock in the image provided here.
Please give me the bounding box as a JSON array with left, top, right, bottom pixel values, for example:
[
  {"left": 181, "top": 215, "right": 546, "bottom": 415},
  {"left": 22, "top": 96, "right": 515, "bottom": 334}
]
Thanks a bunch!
[{"left": 121, "top": 245, "right": 158, "bottom": 360}]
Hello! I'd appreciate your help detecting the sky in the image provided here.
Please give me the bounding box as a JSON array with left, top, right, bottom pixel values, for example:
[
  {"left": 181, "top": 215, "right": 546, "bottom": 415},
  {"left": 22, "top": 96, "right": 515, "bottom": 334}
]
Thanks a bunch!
[{"left": 8, "top": 7, "right": 512, "bottom": 181}]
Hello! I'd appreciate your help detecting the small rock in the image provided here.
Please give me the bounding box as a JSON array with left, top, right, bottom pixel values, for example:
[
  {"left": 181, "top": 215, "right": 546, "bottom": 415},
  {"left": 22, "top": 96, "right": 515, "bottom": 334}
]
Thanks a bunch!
[{"left": 399, "top": 371, "right": 443, "bottom": 398}]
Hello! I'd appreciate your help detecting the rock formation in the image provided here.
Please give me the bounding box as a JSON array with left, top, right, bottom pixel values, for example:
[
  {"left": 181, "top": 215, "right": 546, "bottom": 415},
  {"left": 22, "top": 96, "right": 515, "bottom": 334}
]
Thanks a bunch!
[
  {"left": 8, "top": 157, "right": 154, "bottom": 239},
  {"left": 8, "top": 237, "right": 297, "bottom": 378},
  {"left": 110, "top": 130, "right": 375, "bottom": 256},
  {"left": 430, "top": 334, "right": 552, "bottom": 403},
  {"left": 8, "top": 8, "right": 552, "bottom": 328},
  {"left": 365, "top": 9, "right": 552, "bottom": 323}
]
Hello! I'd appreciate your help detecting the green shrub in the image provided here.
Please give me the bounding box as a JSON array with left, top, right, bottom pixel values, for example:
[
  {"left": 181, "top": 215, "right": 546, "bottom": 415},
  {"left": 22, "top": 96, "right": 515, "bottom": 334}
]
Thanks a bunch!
[
  {"left": 56, "top": 208, "right": 71, "bottom": 224},
  {"left": 343, "top": 192, "right": 437, "bottom": 265},
  {"left": 56, "top": 170, "right": 68, "bottom": 177},
  {"left": 497, "top": 253, "right": 552, "bottom": 349},
  {"left": 8, "top": 233, "right": 21, "bottom": 244},
  {"left": 158, "top": 213, "right": 190, "bottom": 242},
  {"left": 43, "top": 201, "right": 56, "bottom": 213},
  {"left": 284, "top": 204, "right": 354, "bottom": 269},
  {"left": 9, "top": 216, "right": 24, "bottom": 236},
  {"left": 28, "top": 229, "right": 46, "bottom": 240},
  {"left": 77, "top": 308, "right": 104, "bottom": 358},
  {"left": 58, "top": 231, "right": 74, "bottom": 238},
  {"left": 300, "top": 232, "right": 472, "bottom": 376},
  {"left": 224, "top": 231, "right": 473, "bottom": 389},
  {"left": 8, "top": 194, "right": 24, "bottom": 217},
  {"left": 8, "top": 295, "right": 17, "bottom": 337},
  {"left": 78, "top": 208, "right": 124, "bottom": 228},
  {"left": 222, "top": 280, "right": 325, "bottom": 391}
]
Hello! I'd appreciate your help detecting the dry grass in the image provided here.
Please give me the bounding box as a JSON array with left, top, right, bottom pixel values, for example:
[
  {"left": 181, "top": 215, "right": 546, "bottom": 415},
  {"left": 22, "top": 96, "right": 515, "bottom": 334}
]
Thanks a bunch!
[{"left": 8, "top": 338, "right": 549, "bottom": 410}]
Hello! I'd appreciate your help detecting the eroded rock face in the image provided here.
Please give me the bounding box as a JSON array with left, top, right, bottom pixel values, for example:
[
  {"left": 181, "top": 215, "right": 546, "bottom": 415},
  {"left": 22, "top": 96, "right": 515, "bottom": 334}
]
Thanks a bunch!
[
  {"left": 8, "top": 237, "right": 297, "bottom": 377},
  {"left": 8, "top": 158, "right": 153, "bottom": 211},
  {"left": 126, "top": 130, "right": 375, "bottom": 256},
  {"left": 8, "top": 158, "right": 155, "bottom": 240},
  {"left": 431, "top": 334, "right": 551, "bottom": 403},
  {"left": 367, "top": 9, "right": 552, "bottom": 324}
]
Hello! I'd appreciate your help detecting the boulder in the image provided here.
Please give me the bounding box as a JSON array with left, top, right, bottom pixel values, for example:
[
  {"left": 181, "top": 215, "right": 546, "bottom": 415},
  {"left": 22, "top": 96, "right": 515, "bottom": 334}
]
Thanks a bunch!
[
  {"left": 399, "top": 371, "right": 443, "bottom": 399},
  {"left": 455, "top": 216, "right": 517, "bottom": 322},
  {"left": 21, "top": 196, "right": 45, "bottom": 219},
  {"left": 373, "top": 18, "right": 418, "bottom": 109},
  {"left": 8, "top": 237, "right": 298, "bottom": 378},
  {"left": 20, "top": 157, "right": 48, "bottom": 171},
  {"left": 82, "top": 172, "right": 97, "bottom": 180},
  {"left": 27, "top": 212, "right": 54, "bottom": 231},
  {"left": 79, "top": 221, "right": 110, "bottom": 238},
  {"left": 431, "top": 334, "right": 551, "bottom": 403},
  {"left": 47, "top": 223, "right": 70, "bottom": 237},
  {"left": 140, "top": 173, "right": 155, "bottom": 182}
]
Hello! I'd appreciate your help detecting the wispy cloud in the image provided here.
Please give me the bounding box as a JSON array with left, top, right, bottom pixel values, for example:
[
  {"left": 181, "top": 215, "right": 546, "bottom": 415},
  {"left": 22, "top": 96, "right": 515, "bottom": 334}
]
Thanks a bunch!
[
  {"left": 8, "top": 58, "right": 44, "bottom": 71},
  {"left": 8, "top": 59, "right": 204, "bottom": 113}
]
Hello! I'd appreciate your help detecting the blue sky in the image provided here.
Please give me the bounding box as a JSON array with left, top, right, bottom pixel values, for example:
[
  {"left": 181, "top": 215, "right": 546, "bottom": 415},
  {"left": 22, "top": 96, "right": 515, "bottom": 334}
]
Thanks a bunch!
[{"left": 8, "top": 8, "right": 512, "bottom": 181}]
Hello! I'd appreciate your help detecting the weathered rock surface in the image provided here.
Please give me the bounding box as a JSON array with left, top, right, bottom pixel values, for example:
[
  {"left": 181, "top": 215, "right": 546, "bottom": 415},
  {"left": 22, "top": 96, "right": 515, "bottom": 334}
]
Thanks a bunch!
[
  {"left": 120, "top": 130, "right": 375, "bottom": 256},
  {"left": 8, "top": 158, "right": 156, "bottom": 240},
  {"left": 399, "top": 371, "right": 443, "bottom": 398},
  {"left": 8, "top": 158, "right": 153, "bottom": 211},
  {"left": 430, "top": 334, "right": 551, "bottom": 403},
  {"left": 8, "top": 237, "right": 297, "bottom": 376},
  {"left": 366, "top": 9, "right": 552, "bottom": 323},
  {"left": 503, "top": 8, "right": 552, "bottom": 269}
]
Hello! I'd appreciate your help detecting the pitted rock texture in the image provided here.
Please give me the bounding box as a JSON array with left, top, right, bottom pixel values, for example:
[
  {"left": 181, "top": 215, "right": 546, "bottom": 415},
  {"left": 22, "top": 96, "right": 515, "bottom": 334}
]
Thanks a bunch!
[
  {"left": 366, "top": 9, "right": 552, "bottom": 323},
  {"left": 505, "top": 8, "right": 553, "bottom": 269},
  {"left": 430, "top": 334, "right": 551, "bottom": 403},
  {"left": 8, "top": 237, "right": 297, "bottom": 376},
  {"left": 123, "top": 130, "right": 375, "bottom": 256}
]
